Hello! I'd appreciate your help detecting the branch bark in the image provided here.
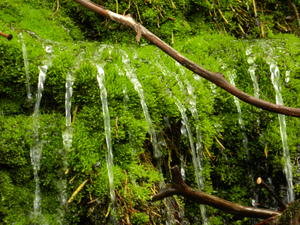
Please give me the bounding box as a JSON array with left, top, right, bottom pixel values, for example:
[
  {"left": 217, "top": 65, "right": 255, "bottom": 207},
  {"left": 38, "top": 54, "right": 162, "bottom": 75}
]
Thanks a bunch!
[
  {"left": 73, "top": 0, "right": 300, "bottom": 117},
  {"left": 0, "top": 31, "right": 13, "bottom": 40},
  {"left": 152, "top": 166, "right": 281, "bottom": 219}
]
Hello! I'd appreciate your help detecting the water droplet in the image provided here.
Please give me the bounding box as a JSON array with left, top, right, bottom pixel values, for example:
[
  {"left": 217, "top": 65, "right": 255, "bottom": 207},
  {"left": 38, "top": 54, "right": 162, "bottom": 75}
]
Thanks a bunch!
[
  {"left": 247, "top": 56, "right": 255, "bottom": 64},
  {"left": 45, "top": 45, "right": 53, "bottom": 54},
  {"left": 193, "top": 75, "right": 200, "bottom": 81},
  {"left": 285, "top": 71, "right": 290, "bottom": 83}
]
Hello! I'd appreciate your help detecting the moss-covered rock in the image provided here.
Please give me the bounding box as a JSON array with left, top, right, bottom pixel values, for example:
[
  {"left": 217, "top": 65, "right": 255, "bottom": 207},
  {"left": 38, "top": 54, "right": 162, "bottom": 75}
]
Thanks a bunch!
[{"left": 0, "top": 1, "right": 300, "bottom": 224}]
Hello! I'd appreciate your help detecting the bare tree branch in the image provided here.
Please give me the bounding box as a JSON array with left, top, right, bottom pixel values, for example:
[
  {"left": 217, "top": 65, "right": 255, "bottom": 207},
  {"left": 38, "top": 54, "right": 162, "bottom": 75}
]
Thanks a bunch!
[
  {"left": 73, "top": 0, "right": 300, "bottom": 117},
  {"left": 256, "top": 177, "right": 287, "bottom": 210},
  {"left": 0, "top": 31, "right": 13, "bottom": 40},
  {"left": 152, "top": 166, "right": 281, "bottom": 219}
]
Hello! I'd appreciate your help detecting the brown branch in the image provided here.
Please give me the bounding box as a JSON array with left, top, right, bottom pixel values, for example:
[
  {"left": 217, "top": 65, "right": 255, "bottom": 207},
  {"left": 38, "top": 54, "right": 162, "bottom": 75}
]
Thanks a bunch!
[
  {"left": 73, "top": 0, "right": 300, "bottom": 117},
  {"left": 152, "top": 166, "right": 281, "bottom": 219},
  {"left": 256, "top": 177, "right": 287, "bottom": 210},
  {"left": 255, "top": 216, "right": 278, "bottom": 225},
  {"left": 0, "top": 31, "right": 13, "bottom": 40}
]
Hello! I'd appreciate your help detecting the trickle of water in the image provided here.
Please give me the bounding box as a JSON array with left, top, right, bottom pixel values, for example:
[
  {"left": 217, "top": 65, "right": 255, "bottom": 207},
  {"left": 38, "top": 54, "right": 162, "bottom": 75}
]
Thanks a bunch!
[
  {"left": 173, "top": 96, "right": 208, "bottom": 225},
  {"left": 96, "top": 64, "right": 116, "bottom": 217},
  {"left": 30, "top": 45, "right": 53, "bottom": 219},
  {"left": 246, "top": 46, "right": 260, "bottom": 99},
  {"left": 31, "top": 65, "right": 47, "bottom": 215},
  {"left": 63, "top": 72, "right": 74, "bottom": 148},
  {"left": 160, "top": 61, "right": 208, "bottom": 225},
  {"left": 246, "top": 46, "right": 261, "bottom": 129},
  {"left": 193, "top": 74, "right": 201, "bottom": 81},
  {"left": 45, "top": 45, "right": 53, "bottom": 54},
  {"left": 248, "top": 66, "right": 260, "bottom": 99},
  {"left": 269, "top": 62, "right": 294, "bottom": 203},
  {"left": 285, "top": 71, "right": 290, "bottom": 83},
  {"left": 177, "top": 67, "right": 206, "bottom": 188},
  {"left": 122, "top": 51, "right": 177, "bottom": 224},
  {"left": 228, "top": 73, "right": 249, "bottom": 150},
  {"left": 183, "top": 80, "right": 208, "bottom": 225},
  {"left": 180, "top": 124, "right": 188, "bottom": 137},
  {"left": 33, "top": 65, "right": 47, "bottom": 118},
  {"left": 19, "top": 33, "right": 32, "bottom": 100},
  {"left": 245, "top": 47, "right": 252, "bottom": 56},
  {"left": 121, "top": 53, "right": 162, "bottom": 160},
  {"left": 180, "top": 155, "right": 186, "bottom": 180},
  {"left": 58, "top": 71, "right": 74, "bottom": 223}
]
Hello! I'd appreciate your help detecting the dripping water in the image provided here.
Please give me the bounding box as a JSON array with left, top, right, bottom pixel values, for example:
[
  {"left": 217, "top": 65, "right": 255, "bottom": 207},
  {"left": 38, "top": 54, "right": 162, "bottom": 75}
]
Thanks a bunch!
[
  {"left": 269, "top": 62, "right": 294, "bottom": 203},
  {"left": 182, "top": 73, "right": 208, "bottom": 225},
  {"left": 121, "top": 52, "right": 161, "bottom": 160},
  {"left": 177, "top": 64, "right": 206, "bottom": 189},
  {"left": 58, "top": 71, "right": 74, "bottom": 223},
  {"left": 166, "top": 62, "right": 208, "bottom": 224},
  {"left": 30, "top": 45, "right": 53, "bottom": 220},
  {"left": 63, "top": 72, "right": 74, "bottom": 151},
  {"left": 246, "top": 46, "right": 260, "bottom": 99},
  {"left": 285, "top": 71, "right": 290, "bottom": 83},
  {"left": 121, "top": 51, "right": 178, "bottom": 224},
  {"left": 228, "top": 71, "right": 259, "bottom": 210},
  {"left": 173, "top": 96, "right": 208, "bottom": 225},
  {"left": 96, "top": 64, "right": 117, "bottom": 222},
  {"left": 228, "top": 72, "right": 249, "bottom": 151}
]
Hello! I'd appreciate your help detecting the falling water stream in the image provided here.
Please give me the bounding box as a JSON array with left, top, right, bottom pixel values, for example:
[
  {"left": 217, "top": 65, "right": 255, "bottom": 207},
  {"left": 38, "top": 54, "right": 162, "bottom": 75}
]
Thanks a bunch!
[
  {"left": 19, "top": 33, "right": 32, "bottom": 101},
  {"left": 121, "top": 52, "right": 179, "bottom": 224},
  {"left": 246, "top": 46, "right": 260, "bottom": 99},
  {"left": 96, "top": 64, "right": 117, "bottom": 221},
  {"left": 228, "top": 72, "right": 249, "bottom": 151},
  {"left": 160, "top": 62, "right": 208, "bottom": 224},
  {"left": 246, "top": 46, "right": 262, "bottom": 131},
  {"left": 269, "top": 62, "right": 294, "bottom": 203},
  {"left": 58, "top": 71, "right": 74, "bottom": 223},
  {"left": 30, "top": 45, "right": 53, "bottom": 220},
  {"left": 23, "top": 40, "right": 295, "bottom": 224},
  {"left": 173, "top": 96, "right": 208, "bottom": 225},
  {"left": 181, "top": 74, "right": 208, "bottom": 225},
  {"left": 177, "top": 65, "right": 206, "bottom": 190},
  {"left": 121, "top": 53, "right": 161, "bottom": 160},
  {"left": 245, "top": 43, "right": 294, "bottom": 203},
  {"left": 63, "top": 72, "right": 74, "bottom": 154}
]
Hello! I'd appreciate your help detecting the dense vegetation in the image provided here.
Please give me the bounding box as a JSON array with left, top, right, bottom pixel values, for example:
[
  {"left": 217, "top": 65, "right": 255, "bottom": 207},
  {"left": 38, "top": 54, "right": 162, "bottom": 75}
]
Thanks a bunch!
[
  {"left": 0, "top": 0, "right": 299, "bottom": 224},
  {"left": 60, "top": 0, "right": 300, "bottom": 42}
]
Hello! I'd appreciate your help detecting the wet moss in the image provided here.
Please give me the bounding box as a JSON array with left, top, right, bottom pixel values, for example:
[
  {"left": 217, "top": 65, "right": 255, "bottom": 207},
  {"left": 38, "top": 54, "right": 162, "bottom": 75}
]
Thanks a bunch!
[{"left": 0, "top": 1, "right": 299, "bottom": 224}]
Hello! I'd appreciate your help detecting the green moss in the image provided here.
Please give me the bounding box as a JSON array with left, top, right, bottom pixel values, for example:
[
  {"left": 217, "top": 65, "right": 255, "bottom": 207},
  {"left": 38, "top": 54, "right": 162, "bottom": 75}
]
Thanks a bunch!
[
  {"left": 0, "top": 1, "right": 300, "bottom": 224},
  {"left": 278, "top": 200, "right": 300, "bottom": 224},
  {"left": 0, "top": 114, "right": 65, "bottom": 224},
  {"left": 131, "top": 212, "right": 150, "bottom": 225}
]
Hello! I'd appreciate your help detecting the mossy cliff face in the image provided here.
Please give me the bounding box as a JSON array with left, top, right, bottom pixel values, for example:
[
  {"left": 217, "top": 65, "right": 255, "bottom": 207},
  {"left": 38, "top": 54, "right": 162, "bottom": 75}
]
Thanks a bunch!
[
  {"left": 62, "top": 0, "right": 300, "bottom": 41},
  {"left": 0, "top": 1, "right": 300, "bottom": 224}
]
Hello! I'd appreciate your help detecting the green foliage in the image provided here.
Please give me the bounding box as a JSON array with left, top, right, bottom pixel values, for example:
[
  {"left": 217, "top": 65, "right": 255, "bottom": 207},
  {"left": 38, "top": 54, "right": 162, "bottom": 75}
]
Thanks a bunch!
[
  {"left": 131, "top": 212, "right": 150, "bottom": 225},
  {"left": 277, "top": 199, "right": 300, "bottom": 224},
  {"left": 0, "top": 0, "right": 82, "bottom": 42},
  {"left": 0, "top": 171, "right": 32, "bottom": 224},
  {"left": 0, "top": 114, "right": 65, "bottom": 224},
  {"left": 0, "top": 1, "right": 300, "bottom": 224},
  {"left": 58, "top": 0, "right": 300, "bottom": 42},
  {"left": 0, "top": 115, "right": 32, "bottom": 167},
  {"left": 0, "top": 40, "right": 26, "bottom": 100}
]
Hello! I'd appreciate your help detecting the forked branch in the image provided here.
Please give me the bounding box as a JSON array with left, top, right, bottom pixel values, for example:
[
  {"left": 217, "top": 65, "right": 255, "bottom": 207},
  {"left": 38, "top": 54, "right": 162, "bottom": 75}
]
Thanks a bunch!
[
  {"left": 73, "top": 0, "right": 300, "bottom": 117},
  {"left": 152, "top": 166, "right": 280, "bottom": 219}
]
